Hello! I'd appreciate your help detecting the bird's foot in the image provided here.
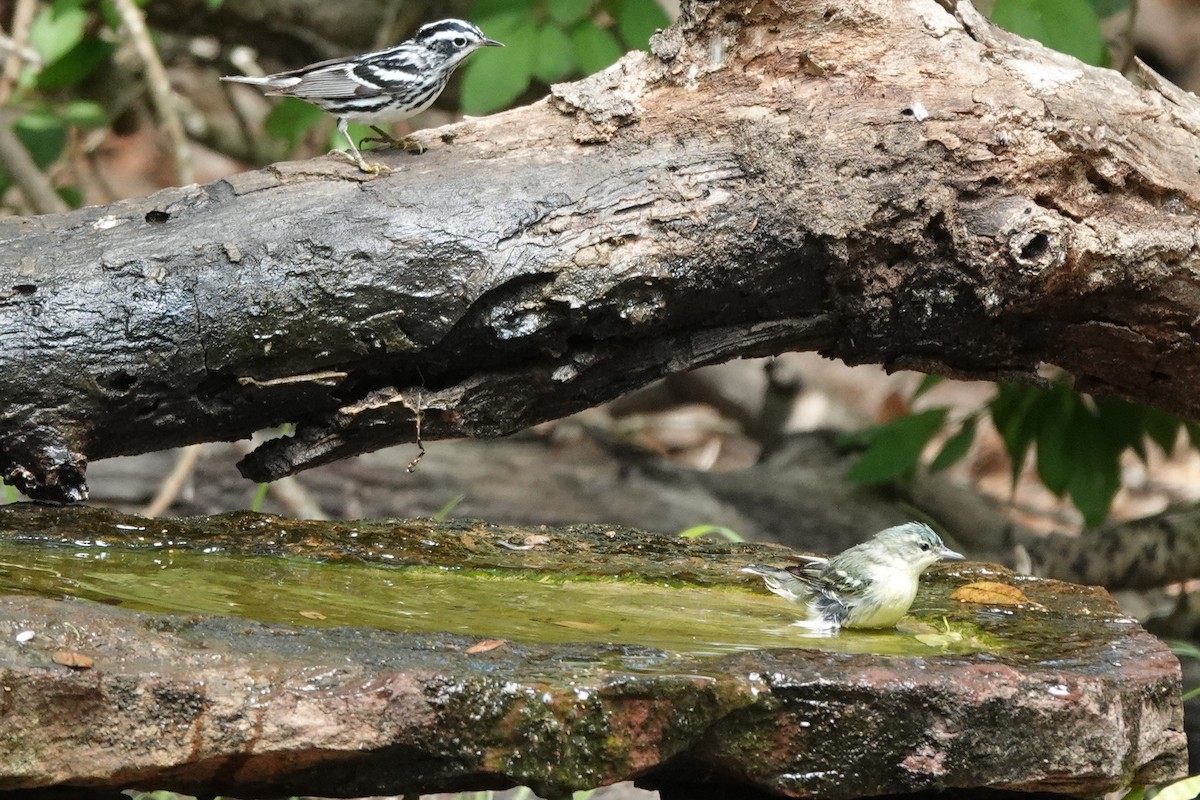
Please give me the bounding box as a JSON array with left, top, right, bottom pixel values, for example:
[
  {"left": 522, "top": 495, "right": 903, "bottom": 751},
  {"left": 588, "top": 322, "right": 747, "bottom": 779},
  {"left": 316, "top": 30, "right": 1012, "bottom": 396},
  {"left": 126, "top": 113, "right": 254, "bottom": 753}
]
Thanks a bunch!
[
  {"left": 362, "top": 127, "right": 425, "bottom": 154},
  {"left": 329, "top": 148, "right": 392, "bottom": 175}
]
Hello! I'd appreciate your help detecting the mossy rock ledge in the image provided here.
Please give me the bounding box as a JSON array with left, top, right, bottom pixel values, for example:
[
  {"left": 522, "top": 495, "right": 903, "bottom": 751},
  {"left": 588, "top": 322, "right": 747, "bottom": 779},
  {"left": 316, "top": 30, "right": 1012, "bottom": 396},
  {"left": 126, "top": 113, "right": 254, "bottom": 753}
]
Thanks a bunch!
[{"left": 0, "top": 503, "right": 1186, "bottom": 799}]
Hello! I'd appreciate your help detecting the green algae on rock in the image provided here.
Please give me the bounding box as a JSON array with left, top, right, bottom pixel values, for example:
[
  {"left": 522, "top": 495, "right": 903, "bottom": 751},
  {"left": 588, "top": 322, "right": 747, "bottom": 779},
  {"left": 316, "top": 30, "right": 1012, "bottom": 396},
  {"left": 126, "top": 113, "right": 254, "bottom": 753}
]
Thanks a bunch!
[{"left": 0, "top": 502, "right": 1187, "bottom": 798}]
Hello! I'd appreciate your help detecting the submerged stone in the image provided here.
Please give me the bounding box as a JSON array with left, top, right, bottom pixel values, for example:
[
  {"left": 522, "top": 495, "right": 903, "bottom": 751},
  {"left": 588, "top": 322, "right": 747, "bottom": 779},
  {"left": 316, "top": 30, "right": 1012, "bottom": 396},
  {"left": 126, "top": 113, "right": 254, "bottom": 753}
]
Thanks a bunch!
[{"left": 0, "top": 503, "right": 1186, "bottom": 798}]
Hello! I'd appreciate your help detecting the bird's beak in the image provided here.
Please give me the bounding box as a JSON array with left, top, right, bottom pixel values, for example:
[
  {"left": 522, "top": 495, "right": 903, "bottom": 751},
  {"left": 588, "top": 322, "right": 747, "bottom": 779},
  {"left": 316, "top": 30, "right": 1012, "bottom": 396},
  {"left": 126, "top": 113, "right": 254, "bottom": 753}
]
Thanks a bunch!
[
  {"left": 940, "top": 547, "right": 965, "bottom": 561},
  {"left": 482, "top": 38, "right": 504, "bottom": 47}
]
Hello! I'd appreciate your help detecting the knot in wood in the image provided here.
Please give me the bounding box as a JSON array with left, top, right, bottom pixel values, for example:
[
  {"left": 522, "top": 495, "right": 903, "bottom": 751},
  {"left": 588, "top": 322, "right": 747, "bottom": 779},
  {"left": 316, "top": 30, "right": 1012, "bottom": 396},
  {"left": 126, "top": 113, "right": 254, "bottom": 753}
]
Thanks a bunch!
[{"left": 1007, "top": 226, "right": 1065, "bottom": 274}]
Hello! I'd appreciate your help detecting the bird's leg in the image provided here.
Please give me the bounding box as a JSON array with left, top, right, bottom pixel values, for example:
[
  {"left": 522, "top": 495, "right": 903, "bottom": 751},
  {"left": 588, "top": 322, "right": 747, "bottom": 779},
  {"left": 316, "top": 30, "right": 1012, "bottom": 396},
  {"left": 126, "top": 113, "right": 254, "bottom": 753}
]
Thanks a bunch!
[
  {"left": 330, "top": 117, "right": 391, "bottom": 174},
  {"left": 361, "top": 125, "right": 425, "bottom": 154}
]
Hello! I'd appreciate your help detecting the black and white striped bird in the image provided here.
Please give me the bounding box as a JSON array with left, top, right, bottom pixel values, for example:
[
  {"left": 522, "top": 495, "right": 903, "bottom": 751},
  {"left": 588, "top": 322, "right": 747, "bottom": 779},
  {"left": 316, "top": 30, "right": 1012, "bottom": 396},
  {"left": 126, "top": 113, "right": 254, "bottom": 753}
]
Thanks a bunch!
[{"left": 221, "top": 19, "right": 503, "bottom": 174}]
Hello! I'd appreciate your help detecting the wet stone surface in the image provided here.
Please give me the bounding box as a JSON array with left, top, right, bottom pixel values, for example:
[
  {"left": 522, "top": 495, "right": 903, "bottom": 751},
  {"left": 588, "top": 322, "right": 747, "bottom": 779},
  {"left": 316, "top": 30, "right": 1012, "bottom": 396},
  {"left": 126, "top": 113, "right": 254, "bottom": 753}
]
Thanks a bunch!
[{"left": 0, "top": 503, "right": 1187, "bottom": 798}]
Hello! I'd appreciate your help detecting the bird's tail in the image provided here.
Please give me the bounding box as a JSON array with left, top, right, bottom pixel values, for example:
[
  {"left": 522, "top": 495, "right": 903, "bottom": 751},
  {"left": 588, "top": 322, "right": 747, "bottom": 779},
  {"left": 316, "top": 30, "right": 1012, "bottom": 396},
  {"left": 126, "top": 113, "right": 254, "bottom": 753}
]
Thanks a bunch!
[
  {"left": 741, "top": 564, "right": 788, "bottom": 578},
  {"left": 741, "top": 564, "right": 810, "bottom": 603},
  {"left": 220, "top": 74, "right": 299, "bottom": 91}
]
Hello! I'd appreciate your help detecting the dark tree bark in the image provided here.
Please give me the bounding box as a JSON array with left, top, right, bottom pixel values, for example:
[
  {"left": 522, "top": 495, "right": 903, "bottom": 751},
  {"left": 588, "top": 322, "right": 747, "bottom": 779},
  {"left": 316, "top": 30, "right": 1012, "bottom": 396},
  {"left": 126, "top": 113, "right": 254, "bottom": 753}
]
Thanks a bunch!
[
  {"left": 2, "top": 0, "right": 1199, "bottom": 502},
  {"left": 148, "top": 0, "right": 473, "bottom": 66}
]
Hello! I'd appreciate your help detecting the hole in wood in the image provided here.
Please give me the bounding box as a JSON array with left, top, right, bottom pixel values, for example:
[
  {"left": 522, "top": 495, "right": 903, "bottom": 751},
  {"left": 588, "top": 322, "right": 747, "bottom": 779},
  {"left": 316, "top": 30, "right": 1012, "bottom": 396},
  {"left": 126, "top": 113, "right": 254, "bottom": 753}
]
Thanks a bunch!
[
  {"left": 100, "top": 370, "right": 137, "bottom": 393},
  {"left": 1020, "top": 233, "right": 1051, "bottom": 262}
]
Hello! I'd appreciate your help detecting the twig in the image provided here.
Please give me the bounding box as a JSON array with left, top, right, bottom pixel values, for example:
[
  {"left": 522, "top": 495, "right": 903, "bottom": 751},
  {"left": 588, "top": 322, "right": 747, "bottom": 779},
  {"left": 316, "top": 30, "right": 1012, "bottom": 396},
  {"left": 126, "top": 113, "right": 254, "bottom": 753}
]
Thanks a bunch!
[
  {"left": 109, "top": 0, "right": 195, "bottom": 186},
  {"left": 0, "top": 113, "right": 69, "bottom": 214},
  {"left": 404, "top": 390, "right": 426, "bottom": 473},
  {"left": 374, "top": 0, "right": 406, "bottom": 50},
  {"left": 232, "top": 438, "right": 329, "bottom": 519},
  {"left": 0, "top": 32, "right": 39, "bottom": 71},
  {"left": 0, "top": 0, "right": 38, "bottom": 106},
  {"left": 142, "top": 444, "right": 206, "bottom": 517},
  {"left": 1119, "top": 0, "right": 1140, "bottom": 75},
  {"left": 265, "top": 475, "right": 329, "bottom": 520}
]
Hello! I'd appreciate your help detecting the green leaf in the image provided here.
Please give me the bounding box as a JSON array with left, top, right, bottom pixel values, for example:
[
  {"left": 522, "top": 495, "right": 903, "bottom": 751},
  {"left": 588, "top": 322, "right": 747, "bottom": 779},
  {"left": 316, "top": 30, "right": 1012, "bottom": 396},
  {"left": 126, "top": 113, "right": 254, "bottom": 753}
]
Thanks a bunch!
[
  {"left": 29, "top": 4, "right": 89, "bottom": 66},
  {"left": 1142, "top": 407, "right": 1182, "bottom": 457},
  {"left": 988, "top": 386, "right": 1190, "bottom": 527},
  {"left": 263, "top": 97, "right": 325, "bottom": 149},
  {"left": 911, "top": 374, "right": 944, "bottom": 401},
  {"left": 97, "top": 0, "right": 125, "bottom": 30},
  {"left": 59, "top": 99, "right": 107, "bottom": 128},
  {"left": 57, "top": 185, "right": 83, "bottom": 208},
  {"left": 459, "top": 15, "right": 539, "bottom": 114},
  {"left": 472, "top": 0, "right": 538, "bottom": 19},
  {"left": 1170, "top": 640, "right": 1200, "bottom": 661},
  {"left": 203, "top": 0, "right": 225, "bottom": 9},
  {"left": 571, "top": 19, "right": 624, "bottom": 74},
  {"left": 1088, "top": 0, "right": 1130, "bottom": 18},
  {"left": 1095, "top": 396, "right": 1153, "bottom": 464},
  {"left": 835, "top": 427, "right": 872, "bottom": 449},
  {"left": 989, "top": 0, "right": 1107, "bottom": 66},
  {"left": 616, "top": 0, "right": 670, "bottom": 49},
  {"left": 1065, "top": 411, "right": 1121, "bottom": 528},
  {"left": 1185, "top": 421, "right": 1200, "bottom": 452},
  {"left": 678, "top": 524, "right": 745, "bottom": 543},
  {"left": 432, "top": 493, "right": 465, "bottom": 522},
  {"left": 547, "top": 0, "right": 592, "bottom": 26},
  {"left": 1151, "top": 774, "right": 1200, "bottom": 800},
  {"left": 249, "top": 482, "right": 269, "bottom": 513},
  {"left": 844, "top": 408, "right": 949, "bottom": 485},
  {"left": 930, "top": 415, "right": 977, "bottom": 472},
  {"left": 1034, "top": 385, "right": 1079, "bottom": 496},
  {"left": 533, "top": 22, "right": 576, "bottom": 83},
  {"left": 36, "top": 37, "right": 115, "bottom": 90},
  {"left": 988, "top": 383, "right": 1047, "bottom": 485},
  {"left": 14, "top": 110, "right": 67, "bottom": 169}
]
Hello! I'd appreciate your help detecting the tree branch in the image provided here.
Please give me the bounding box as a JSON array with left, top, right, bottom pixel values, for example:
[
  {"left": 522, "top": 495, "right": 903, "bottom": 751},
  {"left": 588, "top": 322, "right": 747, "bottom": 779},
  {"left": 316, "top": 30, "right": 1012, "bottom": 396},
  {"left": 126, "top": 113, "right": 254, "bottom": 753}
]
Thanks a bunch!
[
  {"left": 111, "top": 0, "right": 195, "bottom": 186},
  {"left": 0, "top": 115, "right": 68, "bottom": 215},
  {"left": 146, "top": 0, "right": 470, "bottom": 66},
  {"left": 2, "top": 0, "right": 1199, "bottom": 502}
]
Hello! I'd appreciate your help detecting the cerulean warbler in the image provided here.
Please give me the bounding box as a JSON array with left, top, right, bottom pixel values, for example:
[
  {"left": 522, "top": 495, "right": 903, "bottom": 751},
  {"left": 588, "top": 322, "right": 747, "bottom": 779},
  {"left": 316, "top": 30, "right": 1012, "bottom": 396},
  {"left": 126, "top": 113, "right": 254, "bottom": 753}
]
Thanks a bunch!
[{"left": 742, "top": 522, "right": 963, "bottom": 631}]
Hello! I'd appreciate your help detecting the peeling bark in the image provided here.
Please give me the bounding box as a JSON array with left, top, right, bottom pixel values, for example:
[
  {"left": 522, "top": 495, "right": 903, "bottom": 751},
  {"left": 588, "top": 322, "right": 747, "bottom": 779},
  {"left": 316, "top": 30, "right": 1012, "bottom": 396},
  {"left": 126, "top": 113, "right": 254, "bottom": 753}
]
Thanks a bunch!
[{"left": 2, "top": 0, "right": 1199, "bottom": 502}]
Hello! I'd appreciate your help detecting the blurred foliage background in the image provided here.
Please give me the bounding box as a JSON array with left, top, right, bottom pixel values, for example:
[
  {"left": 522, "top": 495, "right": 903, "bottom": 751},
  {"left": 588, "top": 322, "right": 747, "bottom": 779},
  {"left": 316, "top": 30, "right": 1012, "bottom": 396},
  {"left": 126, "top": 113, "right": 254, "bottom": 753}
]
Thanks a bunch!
[{"left": 0, "top": 0, "right": 671, "bottom": 212}]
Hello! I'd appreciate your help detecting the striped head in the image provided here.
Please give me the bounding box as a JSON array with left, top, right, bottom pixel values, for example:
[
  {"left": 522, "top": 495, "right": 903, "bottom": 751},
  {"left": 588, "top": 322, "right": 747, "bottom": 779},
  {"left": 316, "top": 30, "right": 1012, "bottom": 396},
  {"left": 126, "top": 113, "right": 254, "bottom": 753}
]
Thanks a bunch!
[
  {"left": 864, "top": 522, "right": 964, "bottom": 577},
  {"left": 413, "top": 19, "right": 504, "bottom": 70}
]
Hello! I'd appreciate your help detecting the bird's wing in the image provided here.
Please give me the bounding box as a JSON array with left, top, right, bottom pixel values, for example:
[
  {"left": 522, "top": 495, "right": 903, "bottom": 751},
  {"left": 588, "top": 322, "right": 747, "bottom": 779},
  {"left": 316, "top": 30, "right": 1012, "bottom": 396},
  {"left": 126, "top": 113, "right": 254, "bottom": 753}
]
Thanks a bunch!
[
  {"left": 804, "top": 561, "right": 871, "bottom": 596},
  {"left": 263, "top": 48, "right": 428, "bottom": 100},
  {"left": 349, "top": 50, "right": 427, "bottom": 91},
  {"left": 809, "top": 590, "right": 853, "bottom": 627},
  {"left": 793, "top": 561, "right": 867, "bottom": 629},
  {"left": 280, "top": 63, "right": 387, "bottom": 100}
]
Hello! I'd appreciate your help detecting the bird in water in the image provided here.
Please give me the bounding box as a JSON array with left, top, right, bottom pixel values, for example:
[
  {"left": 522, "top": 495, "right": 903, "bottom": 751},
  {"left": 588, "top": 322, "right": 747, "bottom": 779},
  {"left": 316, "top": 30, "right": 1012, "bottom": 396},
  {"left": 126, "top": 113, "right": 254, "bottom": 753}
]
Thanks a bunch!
[{"left": 742, "top": 522, "right": 963, "bottom": 631}]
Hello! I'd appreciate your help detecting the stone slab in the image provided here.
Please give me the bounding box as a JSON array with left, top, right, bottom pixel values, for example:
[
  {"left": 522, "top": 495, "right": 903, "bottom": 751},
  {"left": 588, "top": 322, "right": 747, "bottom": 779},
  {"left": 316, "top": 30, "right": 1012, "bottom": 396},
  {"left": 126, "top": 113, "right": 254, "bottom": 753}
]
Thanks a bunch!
[{"left": 0, "top": 504, "right": 1187, "bottom": 798}]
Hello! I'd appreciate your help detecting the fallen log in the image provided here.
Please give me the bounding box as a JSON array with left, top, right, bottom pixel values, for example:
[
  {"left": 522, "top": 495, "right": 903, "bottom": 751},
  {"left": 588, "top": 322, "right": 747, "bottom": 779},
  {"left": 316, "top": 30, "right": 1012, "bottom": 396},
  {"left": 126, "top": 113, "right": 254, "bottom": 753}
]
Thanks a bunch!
[{"left": 3, "top": 0, "right": 1198, "bottom": 501}]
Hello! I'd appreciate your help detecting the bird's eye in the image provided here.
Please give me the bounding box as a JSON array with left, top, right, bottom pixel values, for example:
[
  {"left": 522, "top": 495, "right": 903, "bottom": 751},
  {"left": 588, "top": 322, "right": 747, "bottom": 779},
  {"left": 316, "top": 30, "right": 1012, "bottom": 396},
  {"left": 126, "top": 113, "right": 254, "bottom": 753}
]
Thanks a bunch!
[
  {"left": 453, "top": 37, "right": 468, "bottom": 47},
  {"left": 919, "top": 542, "right": 931, "bottom": 551}
]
